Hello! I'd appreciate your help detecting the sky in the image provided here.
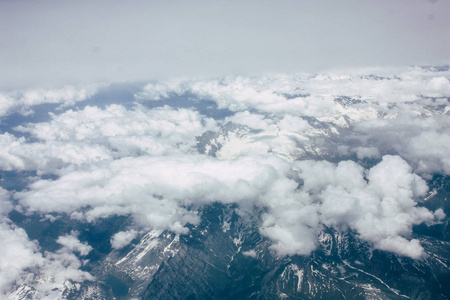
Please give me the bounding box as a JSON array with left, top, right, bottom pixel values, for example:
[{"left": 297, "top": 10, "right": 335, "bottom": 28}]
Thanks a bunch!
[{"left": 1, "top": 0, "right": 449, "bottom": 89}]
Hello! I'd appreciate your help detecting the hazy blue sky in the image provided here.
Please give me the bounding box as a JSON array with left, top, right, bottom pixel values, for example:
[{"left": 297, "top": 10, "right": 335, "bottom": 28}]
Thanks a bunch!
[{"left": 1, "top": 0, "right": 449, "bottom": 88}]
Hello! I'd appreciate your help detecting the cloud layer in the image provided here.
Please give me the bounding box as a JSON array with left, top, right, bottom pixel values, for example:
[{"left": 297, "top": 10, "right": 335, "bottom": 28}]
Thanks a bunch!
[
  {"left": 0, "top": 66, "right": 448, "bottom": 295},
  {"left": 0, "top": 85, "right": 99, "bottom": 117}
]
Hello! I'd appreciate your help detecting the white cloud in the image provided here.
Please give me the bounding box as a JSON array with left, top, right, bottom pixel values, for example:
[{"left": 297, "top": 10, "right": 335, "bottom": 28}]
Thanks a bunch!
[
  {"left": 32, "top": 250, "right": 94, "bottom": 298},
  {"left": 294, "top": 160, "right": 367, "bottom": 194},
  {"left": 242, "top": 250, "right": 257, "bottom": 258},
  {"left": 375, "top": 236, "right": 424, "bottom": 259},
  {"left": 0, "top": 132, "right": 112, "bottom": 172},
  {"left": 0, "top": 220, "right": 96, "bottom": 298},
  {"left": 15, "top": 155, "right": 292, "bottom": 234},
  {"left": 0, "top": 187, "right": 12, "bottom": 216},
  {"left": 0, "top": 190, "right": 95, "bottom": 297},
  {"left": 134, "top": 68, "right": 449, "bottom": 131},
  {"left": 132, "top": 69, "right": 449, "bottom": 174},
  {"left": 135, "top": 67, "right": 450, "bottom": 115},
  {"left": 14, "top": 151, "right": 441, "bottom": 259},
  {"left": 0, "top": 133, "right": 27, "bottom": 171},
  {"left": 17, "top": 104, "right": 215, "bottom": 144},
  {"left": 0, "top": 85, "right": 99, "bottom": 117},
  {"left": 355, "top": 114, "right": 450, "bottom": 175},
  {"left": 352, "top": 146, "right": 381, "bottom": 160},
  {"left": 0, "top": 220, "right": 43, "bottom": 296},
  {"left": 1, "top": 66, "right": 448, "bottom": 297},
  {"left": 224, "top": 111, "right": 273, "bottom": 131},
  {"left": 261, "top": 200, "right": 320, "bottom": 257},
  {"left": 307, "top": 72, "right": 450, "bottom": 104},
  {"left": 56, "top": 231, "right": 93, "bottom": 256},
  {"left": 0, "top": 104, "right": 218, "bottom": 173},
  {"left": 292, "top": 155, "right": 438, "bottom": 259},
  {"left": 111, "top": 230, "right": 138, "bottom": 250},
  {"left": 406, "top": 130, "right": 450, "bottom": 174}
]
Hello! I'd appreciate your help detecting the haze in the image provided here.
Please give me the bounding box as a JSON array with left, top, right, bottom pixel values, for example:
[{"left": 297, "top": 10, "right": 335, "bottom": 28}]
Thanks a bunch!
[{"left": 1, "top": 0, "right": 449, "bottom": 88}]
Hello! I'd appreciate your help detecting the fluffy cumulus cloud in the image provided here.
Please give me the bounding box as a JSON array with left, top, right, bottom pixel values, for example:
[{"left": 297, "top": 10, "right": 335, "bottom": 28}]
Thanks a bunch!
[
  {"left": 355, "top": 114, "right": 450, "bottom": 175},
  {"left": 1, "top": 66, "right": 449, "bottom": 295},
  {"left": 16, "top": 155, "right": 294, "bottom": 234},
  {"left": 111, "top": 230, "right": 138, "bottom": 250},
  {"left": 294, "top": 156, "right": 442, "bottom": 259},
  {"left": 351, "top": 146, "right": 381, "bottom": 159},
  {"left": 14, "top": 153, "right": 443, "bottom": 259},
  {"left": 135, "top": 67, "right": 450, "bottom": 117},
  {"left": 0, "top": 219, "right": 94, "bottom": 298},
  {"left": 254, "top": 155, "right": 444, "bottom": 259},
  {"left": 0, "top": 132, "right": 111, "bottom": 172},
  {"left": 57, "top": 232, "right": 93, "bottom": 256},
  {"left": 16, "top": 104, "right": 215, "bottom": 145},
  {"left": 0, "top": 187, "right": 12, "bottom": 216},
  {"left": 136, "top": 66, "right": 450, "bottom": 173},
  {"left": 0, "top": 220, "right": 43, "bottom": 296},
  {"left": 1, "top": 104, "right": 217, "bottom": 173},
  {"left": 261, "top": 197, "right": 320, "bottom": 257},
  {"left": 0, "top": 85, "right": 100, "bottom": 117},
  {"left": 0, "top": 142, "right": 96, "bottom": 297}
]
